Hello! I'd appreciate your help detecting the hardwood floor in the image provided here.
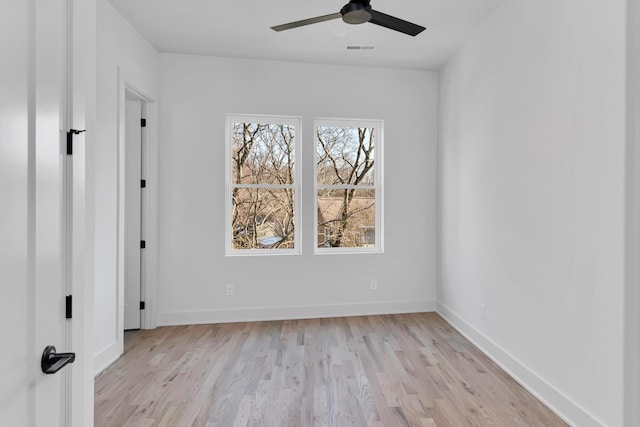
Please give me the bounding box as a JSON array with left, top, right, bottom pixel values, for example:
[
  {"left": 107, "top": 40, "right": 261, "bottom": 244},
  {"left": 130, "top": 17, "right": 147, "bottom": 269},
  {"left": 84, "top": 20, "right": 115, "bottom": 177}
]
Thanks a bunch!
[{"left": 95, "top": 313, "right": 567, "bottom": 426}]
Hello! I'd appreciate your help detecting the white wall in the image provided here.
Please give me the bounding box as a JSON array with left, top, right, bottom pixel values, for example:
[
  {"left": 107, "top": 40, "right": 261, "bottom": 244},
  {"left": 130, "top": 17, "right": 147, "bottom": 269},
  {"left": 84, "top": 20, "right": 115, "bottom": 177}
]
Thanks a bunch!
[
  {"left": 157, "top": 54, "right": 438, "bottom": 324},
  {"left": 625, "top": 0, "right": 640, "bottom": 424},
  {"left": 94, "top": 0, "right": 158, "bottom": 373},
  {"left": 438, "top": 1, "right": 627, "bottom": 426}
]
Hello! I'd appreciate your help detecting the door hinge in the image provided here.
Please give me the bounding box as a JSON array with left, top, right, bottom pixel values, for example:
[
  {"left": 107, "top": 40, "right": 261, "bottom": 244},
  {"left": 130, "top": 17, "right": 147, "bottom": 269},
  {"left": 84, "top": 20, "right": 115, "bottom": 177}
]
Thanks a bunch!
[
  {"left": 140, "top": 301, "right": 146, "bottom": 310},
  {"left": 140, "top": 240, "right": 146, "bottom": 249},
  {"left": 141, "top": 118, "right": 147, "bottom": 127},
  {"left": 141, "top": 179, "right": 147, "bottom": 188},
  {"left": 66, "top": 129, "right": 86, "bottom": 155},
  {"left": 65, "top": 295, "right": 72, "bottom": 319}
]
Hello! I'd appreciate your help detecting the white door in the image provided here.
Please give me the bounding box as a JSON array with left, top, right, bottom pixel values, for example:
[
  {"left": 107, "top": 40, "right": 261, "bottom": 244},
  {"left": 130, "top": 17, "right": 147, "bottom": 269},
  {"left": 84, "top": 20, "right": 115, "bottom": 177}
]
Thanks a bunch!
[
  {"left": 0, "top": 0, "right": 81, "bottom": 425},
  {"left": 124, "top": 100, "right": 142, "bottom": 330}
]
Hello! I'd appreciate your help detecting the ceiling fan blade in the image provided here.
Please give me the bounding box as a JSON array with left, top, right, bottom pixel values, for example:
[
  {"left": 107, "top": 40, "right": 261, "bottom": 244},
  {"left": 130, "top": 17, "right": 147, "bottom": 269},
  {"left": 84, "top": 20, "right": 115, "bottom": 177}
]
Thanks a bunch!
[
  {"left": 369, "top": 10, "right": 426, "bottom": 36},
  {"left": 271, "top": 13, "right": 342, "bottom": 32}
]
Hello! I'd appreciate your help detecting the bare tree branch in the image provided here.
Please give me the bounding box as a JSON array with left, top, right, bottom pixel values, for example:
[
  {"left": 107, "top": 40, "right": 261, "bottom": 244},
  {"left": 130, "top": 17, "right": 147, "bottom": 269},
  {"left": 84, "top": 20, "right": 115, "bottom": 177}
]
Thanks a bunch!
[{"left": 316, "top": 126, "right": 376, "bottom": 247}]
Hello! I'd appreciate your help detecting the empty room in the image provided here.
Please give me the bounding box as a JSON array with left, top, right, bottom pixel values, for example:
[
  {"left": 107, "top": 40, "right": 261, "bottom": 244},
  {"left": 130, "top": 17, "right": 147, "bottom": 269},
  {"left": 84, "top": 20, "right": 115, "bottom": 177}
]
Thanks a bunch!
[{"left": 2, "top": 0, "right": 639, "bottom": 426}]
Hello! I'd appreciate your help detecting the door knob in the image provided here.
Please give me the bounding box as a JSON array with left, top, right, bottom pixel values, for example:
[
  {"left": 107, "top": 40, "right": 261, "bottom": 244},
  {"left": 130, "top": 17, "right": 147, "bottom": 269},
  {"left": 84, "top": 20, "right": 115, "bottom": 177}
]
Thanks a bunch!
[{"left": 41, "top": 345, "right": 76, "bottom": 374}]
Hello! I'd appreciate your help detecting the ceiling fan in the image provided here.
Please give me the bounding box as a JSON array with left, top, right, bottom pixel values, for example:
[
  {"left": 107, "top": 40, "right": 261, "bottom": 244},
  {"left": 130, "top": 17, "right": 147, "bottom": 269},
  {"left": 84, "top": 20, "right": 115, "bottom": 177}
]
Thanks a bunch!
[{"left": 271, "top": 0, "right": 426, "bottom": 37}]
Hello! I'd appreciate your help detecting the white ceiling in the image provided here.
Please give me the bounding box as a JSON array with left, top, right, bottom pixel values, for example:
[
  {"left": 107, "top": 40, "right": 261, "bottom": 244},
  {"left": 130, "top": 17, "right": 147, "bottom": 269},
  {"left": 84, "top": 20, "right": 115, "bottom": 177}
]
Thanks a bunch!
[{"left": 108, "top": 0, "right": 504, "bottom": 70}]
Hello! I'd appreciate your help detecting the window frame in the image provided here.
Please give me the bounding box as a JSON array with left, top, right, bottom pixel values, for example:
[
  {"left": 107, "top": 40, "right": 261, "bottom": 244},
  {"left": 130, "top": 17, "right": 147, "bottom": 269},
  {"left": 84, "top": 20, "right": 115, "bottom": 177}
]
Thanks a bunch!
[
  {"left": 225, "top": 114, "right": 302, "bottom": 256},
  {"left": 313, "top": 117, "right": 384, "bottom": 254}
]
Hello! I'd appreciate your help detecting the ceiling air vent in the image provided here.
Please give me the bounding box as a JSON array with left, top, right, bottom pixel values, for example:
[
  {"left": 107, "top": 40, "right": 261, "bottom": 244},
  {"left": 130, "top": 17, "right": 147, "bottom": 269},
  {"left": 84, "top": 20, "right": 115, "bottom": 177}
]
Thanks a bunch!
[{"left": 346, "top": 45, "right": 375, "bottom": 50}]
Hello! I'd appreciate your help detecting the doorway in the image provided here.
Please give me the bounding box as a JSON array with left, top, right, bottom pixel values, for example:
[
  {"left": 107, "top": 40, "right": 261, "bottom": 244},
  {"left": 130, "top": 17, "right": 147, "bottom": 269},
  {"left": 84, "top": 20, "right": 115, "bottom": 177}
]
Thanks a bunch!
[
  {"left": 123, "top": 90, "right": 148, "bottom": 334},
  {"left": 116, "top": 75, "right": 156, "bottom": 358},
  {"left": 124, "top": 96, "right": 144, "bottom": 331}
]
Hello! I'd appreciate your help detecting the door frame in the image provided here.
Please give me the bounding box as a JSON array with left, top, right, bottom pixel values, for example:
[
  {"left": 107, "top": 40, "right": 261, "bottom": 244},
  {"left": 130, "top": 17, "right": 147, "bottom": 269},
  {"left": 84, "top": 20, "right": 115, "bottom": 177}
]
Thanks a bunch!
[
  {"left": 116, "top": 69, "right": 158, "bottom": 356},
  {"left": 67, "top": 0, "right": 96, "bottom": 425}
]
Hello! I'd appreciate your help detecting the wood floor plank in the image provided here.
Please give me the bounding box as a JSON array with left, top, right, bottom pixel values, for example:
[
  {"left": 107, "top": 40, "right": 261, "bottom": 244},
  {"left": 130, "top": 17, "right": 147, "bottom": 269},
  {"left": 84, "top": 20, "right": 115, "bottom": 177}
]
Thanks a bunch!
[{"left": 95, "top": 313, "right": 567, "bottom": 427}]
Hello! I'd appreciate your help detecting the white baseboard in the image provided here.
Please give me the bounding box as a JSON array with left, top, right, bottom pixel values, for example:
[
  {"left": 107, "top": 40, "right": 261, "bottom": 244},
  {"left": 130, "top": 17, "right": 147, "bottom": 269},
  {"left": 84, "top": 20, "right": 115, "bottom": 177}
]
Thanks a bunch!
[
  {"left": 158, "top": 299, "right": 437, "bottom": 326},
  {"left": 436, "top": 302, "right": 605, "bottom": 427},
  {"left": 94, "top": 340, "right": 122, "bottom": 376}
]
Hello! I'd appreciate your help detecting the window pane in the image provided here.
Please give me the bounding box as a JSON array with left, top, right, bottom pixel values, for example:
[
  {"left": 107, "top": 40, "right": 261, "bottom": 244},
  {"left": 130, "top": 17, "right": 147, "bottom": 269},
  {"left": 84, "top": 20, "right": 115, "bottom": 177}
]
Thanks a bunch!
[
  {"left": 317, "top": 189, "right": 375, "bottom": 248},
  {"left": 232, "top": 122, "right": 296, "bottom": 185},
  {"left": 232, "top": 188, "right": 295, "bottom": 249},
  {"left": 316, "top": 126, "right": 375, "bottom": 186}
]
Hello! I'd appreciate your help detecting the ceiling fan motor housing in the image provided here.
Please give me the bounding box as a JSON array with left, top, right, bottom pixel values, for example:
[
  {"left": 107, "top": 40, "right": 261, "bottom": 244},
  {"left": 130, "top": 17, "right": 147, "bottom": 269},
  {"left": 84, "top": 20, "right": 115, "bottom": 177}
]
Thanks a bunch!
[{"left": 341, "top": 0, "right": 372, "bottom": 24}]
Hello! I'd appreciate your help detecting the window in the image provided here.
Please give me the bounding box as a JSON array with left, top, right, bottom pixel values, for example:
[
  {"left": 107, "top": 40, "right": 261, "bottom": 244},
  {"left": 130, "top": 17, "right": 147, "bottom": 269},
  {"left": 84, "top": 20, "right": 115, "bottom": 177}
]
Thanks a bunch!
[
  {"left": 315, "top": 118, "right": 383, "bottom": 253},
  {"left": 226, "top": 115, "right": 301, "bottom": 255}
]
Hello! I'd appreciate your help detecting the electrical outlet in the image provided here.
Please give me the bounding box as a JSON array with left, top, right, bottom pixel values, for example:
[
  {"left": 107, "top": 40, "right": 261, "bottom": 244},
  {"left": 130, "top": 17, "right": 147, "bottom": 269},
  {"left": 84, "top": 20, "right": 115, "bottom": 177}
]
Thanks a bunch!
[
  {"left": 480, "top": 303, "right": 487, "bottom": 320},
  {"left": 370, "top": 279, "right": 378, "bottom": 290},
  {"left": 226, "top": 284, "right": 234, "bottom": 296}
]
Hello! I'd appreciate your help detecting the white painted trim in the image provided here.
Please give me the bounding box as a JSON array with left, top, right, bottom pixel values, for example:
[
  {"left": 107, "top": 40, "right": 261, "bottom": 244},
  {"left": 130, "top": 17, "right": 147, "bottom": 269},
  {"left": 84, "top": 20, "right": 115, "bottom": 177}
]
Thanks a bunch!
[
  {"left": 68, "top": 0, "right": 96, "bottom": 424},
  {"left": 159, "top": 300, "right": 436, "bottom": 326},
  {"left": 436, "top": 302, "right": 606, "bottom": 427},
  {"left": 93, "top": 341, "right": 122, "bottom": 376}
]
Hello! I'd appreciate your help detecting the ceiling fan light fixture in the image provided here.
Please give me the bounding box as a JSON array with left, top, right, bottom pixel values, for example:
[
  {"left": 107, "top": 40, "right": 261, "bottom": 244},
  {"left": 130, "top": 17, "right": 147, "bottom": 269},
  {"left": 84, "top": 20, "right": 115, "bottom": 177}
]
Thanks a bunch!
[{"left": 340, "top": 2, "right": 372, "bottom": 25}]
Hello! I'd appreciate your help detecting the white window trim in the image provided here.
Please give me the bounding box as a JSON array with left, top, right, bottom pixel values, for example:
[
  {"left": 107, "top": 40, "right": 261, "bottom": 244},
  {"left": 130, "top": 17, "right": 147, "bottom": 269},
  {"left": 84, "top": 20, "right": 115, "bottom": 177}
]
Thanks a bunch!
[
  {"left": 314, "top": 117, "right": 384, "bottom": 254},
  {"left": 225, "top": 114, "right": 302, "bottom": 256}
]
